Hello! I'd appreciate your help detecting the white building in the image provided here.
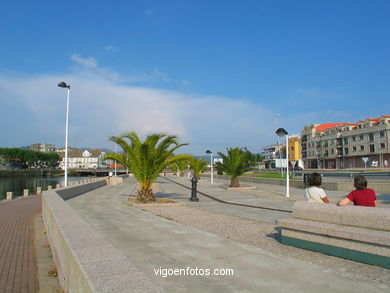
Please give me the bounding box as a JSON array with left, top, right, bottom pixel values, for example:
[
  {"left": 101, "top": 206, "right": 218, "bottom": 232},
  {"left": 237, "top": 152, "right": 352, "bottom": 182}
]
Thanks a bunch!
[{"left": 59, "top": 149, "right": 106, "bottom": 170}]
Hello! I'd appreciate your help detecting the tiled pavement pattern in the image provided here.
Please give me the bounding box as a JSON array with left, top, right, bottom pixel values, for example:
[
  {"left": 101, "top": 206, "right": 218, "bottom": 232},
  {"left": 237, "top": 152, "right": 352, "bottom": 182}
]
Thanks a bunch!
[{"left": 0, "top": 196, "right": 41, "bottom": 293}]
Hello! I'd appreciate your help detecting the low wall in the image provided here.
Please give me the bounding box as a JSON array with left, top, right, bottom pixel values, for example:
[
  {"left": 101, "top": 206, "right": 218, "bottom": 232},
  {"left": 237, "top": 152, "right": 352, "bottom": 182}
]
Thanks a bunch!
[
  {"left": 209, "top": 174, "right": 390, "bottom": 194},
  {"left": 42, "top": 180, "right": 165, "bottom": 293},
  {"left": 278, "top": 201, "right": 390, "bottom": 268}
]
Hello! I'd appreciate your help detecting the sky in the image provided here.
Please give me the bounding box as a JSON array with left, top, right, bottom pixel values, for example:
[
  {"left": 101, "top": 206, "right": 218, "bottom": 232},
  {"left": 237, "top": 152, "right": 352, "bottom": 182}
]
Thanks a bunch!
[{"left": 1, "top": 0, "right": 389, "bottom": 155}]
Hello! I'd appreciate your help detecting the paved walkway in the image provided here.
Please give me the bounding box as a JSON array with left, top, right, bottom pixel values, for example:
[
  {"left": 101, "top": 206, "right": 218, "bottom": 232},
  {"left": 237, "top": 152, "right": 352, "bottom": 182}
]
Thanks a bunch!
[
  {"left": 68, "top": 177, "right": 390, "bottom": 293},
  {"left": 0, "top": 196, "right": 41, "bottom": 293}
]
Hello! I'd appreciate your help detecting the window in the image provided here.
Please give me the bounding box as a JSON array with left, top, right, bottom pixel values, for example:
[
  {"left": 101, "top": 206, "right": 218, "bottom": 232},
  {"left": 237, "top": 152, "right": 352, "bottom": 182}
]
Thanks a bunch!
[
  {"left": 352, "top": 135, "right": 356, "bottom": 142},
  {"left": 343, "top": 137, "right": 348, "bottom": 144},
  {"left": 359, "top": 134, "right": 364, "bottom": 141},
  {"left": 381, "top": 143, "right": 385, "bottom": 149},
  {"left": 380, "top": 131, "right": 385, "bottom": 138},
  {"left": 369, "top": 144, "right": 375, "bottom": 153},
  {"left": 344, "top": 147, "right": 349, "bottom": 155},
  {"left": 353, "top": 146, "right": 357, "bottom": 152},
  {"left": 360, "top": 145, "right": 365, "bottom": 151},
  {"left": 369, "top": 133, "right": 374, "bottom": 141},
  {"left": 331, "top": 149, "right": 334, "bottom": 154}
]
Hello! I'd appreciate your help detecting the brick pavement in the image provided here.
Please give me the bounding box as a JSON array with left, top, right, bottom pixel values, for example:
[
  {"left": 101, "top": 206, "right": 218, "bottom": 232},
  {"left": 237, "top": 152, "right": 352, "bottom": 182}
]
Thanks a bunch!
[{"left": 0, "top": 196, "right": 41, "bottom": 293}]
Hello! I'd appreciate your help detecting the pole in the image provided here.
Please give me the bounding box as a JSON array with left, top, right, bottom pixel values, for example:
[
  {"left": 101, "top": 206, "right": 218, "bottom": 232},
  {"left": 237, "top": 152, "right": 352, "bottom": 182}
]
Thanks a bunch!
[
  {"left": 210, "top": 152, "right": 214, "bottom": 184},
  {"left": 274, "top": 114, "right": 283, "bottom": 177},
  {"left": 114, "top": 143, "right": 117, "bottom": 176},
  {"left": 285, "top": 134, "right": 290, "bottom": 197},
  {"left": 377, "top": 126, "right": 382, "bottom": 169},
  {"left": 64, "top": 88, "right": 70, "bottom": 187}
]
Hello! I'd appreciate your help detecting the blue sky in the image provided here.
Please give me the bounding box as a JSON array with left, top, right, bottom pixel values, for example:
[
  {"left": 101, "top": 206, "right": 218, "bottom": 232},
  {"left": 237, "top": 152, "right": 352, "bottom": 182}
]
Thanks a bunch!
[{"left": 1, "top": 0, "right": 389, "bottom": 155}]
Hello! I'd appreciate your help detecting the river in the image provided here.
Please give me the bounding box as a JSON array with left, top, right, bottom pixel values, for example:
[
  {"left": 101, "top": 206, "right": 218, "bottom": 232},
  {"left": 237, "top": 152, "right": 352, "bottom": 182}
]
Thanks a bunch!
[{"left": 0, "top": 176, "right": 92, "bottom": 200}]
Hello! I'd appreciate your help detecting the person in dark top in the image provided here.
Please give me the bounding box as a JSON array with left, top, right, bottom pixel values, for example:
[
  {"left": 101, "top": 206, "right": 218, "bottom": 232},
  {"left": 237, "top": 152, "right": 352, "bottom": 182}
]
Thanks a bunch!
[{"left": 337, "top": 175, "right": 376, "bottom": 207}]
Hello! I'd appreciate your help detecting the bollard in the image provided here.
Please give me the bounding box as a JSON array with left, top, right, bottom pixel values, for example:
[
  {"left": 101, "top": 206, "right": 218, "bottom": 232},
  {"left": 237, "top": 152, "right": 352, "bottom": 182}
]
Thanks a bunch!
[
  {"left": 6, "top": 192, "right": 13, "bottom": 200},
  {"left": 23, "top": 189, "right": 29, "bottom": 197},
  {"left": 56, "top": 184, "right": 61, "bottom": 189},
  {"left": 190, "top": 176, "right": 199, "bottom": 202},
  {"left": 47, "top": 185, "right": 52, "bottom": 190},
  {"left": 36, "top": 187, "right": 42, "bottom": 195}
]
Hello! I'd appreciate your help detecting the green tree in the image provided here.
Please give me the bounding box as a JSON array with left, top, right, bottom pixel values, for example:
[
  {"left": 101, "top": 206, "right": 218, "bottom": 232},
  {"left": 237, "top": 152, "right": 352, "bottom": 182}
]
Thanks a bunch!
[
  {"left": 215, "top": 147, "right": 253, "bottom": 187},
  {"left": 176, "top": 160, "right": 189, "bottom": 176},
  {"left": 104, "top": 131, "right": 191, "bottom": 202},
  {"left": 188, "top": 157, "right": 208, "bottom": 179}
]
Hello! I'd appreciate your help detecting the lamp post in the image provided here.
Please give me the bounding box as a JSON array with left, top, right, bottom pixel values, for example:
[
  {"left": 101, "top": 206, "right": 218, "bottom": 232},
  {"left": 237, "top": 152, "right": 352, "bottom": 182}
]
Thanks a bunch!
[
  {"left": 274, "top": 114, "right": 283, "bottom": 176},
  {"left": 58, "top": 82, "right": 71, "bottom": 187},
  {"left": 114, "top": 143, "right": 117, "bottom": 176},
  {"left": 276, "top": 128, "right": 289, "bottom": 197},
  {"left": 206, "top": 150, "right": 214, "bottom": 184}
]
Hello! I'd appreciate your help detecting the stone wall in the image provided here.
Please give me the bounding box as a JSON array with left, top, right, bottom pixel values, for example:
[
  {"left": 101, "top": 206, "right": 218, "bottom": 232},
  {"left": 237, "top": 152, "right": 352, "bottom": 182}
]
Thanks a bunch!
[
  {"left": 42, "top": 180, "right": 165, "bottom": 293},
  {"left": 209, "top": 174, "right": 390, "bottom": 194}
]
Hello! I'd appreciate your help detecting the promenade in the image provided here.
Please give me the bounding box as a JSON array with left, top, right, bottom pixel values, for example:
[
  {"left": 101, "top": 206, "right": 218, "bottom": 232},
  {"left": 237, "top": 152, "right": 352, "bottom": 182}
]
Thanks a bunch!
[
  {"left": 67, "top": 176, "right": 390, "bottom": 293},
  {"left": 0, "top": 196, "right": 41, "bottom": 293}
]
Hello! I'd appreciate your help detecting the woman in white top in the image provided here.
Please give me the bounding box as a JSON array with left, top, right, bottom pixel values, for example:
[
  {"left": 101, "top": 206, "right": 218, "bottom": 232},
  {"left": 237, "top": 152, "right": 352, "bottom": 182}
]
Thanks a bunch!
[{"left": 304, "top": 173, "right": 330, "bottom": 203}]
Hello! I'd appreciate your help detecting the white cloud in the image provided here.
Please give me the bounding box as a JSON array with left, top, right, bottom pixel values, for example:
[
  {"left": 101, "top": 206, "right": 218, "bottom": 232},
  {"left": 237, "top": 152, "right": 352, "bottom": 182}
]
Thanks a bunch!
[
  {"left": 152, "top": 67, "right": 170, "bottom": 82},
  {"left": 0, "top": 65, "right": 277, "bottom": 154},
  {"left": 70, "top": 54, "right": 98, "bottom": 68},
  {"left": 105, "top": 45, "right": 118, "bottom": 52},
  {"left": 181, "top": 80, "right": 191, "bottom": 86},
  {"left": 145, "top": 10, "right": 155, "bottom": 16}
]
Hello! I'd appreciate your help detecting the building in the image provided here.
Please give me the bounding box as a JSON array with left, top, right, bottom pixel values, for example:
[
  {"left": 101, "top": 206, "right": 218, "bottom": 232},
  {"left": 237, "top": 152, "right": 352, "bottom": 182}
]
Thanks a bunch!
[
  {"left": 288, "top": 135, "right": 304, "bottom": 169},
  {"left": 301, "top": 115, "right": 390, "bottom": 169},
  {"left": 262, "top": 144, "right": 284, "bottom": 169},
  {"left": 59, "top": 149, "right": 107, "bottom": 170},
  {"left": 30, "top": 143, "right": 57, "bottom": 153}
]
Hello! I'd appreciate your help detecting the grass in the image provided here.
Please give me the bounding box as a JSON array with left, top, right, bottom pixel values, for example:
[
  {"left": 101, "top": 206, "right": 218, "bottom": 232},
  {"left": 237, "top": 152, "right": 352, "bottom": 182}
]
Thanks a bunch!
[
  {"left": 127, "top": 197, "right": 177, "bottom": 204},
  {"left": 247, "top": 172, "right": 296, "bottom": 179}
]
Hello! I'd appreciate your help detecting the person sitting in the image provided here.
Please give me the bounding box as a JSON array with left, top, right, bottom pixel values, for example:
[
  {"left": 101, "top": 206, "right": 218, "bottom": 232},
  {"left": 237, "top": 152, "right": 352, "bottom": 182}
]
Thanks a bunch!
[
  {"left": 337, "top": 175, "right": 376, "bottom": 207},
  {"left": 304, "top": 173, "right": 329, "bottom": 203}
]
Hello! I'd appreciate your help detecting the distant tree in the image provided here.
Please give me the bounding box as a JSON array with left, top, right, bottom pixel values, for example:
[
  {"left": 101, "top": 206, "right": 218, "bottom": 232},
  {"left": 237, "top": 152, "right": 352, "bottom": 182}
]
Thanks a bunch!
[
  {"left": 189, "top": 157, "right": 208, "bottom": 179},
  {"left": 104, "top": 131, "right": 191, "bottom": 202},
  {"left": 0, "top": 148, "right": 60, "bottom": 169},
  {"left": 215, "top": 147, "right": 254, "bottom": 187},
  {"left": 243, "top": 147, "right": 264, "bottom": 164},
  {"left": 176, "top": 160, "right": 189, "bottom": 176}
]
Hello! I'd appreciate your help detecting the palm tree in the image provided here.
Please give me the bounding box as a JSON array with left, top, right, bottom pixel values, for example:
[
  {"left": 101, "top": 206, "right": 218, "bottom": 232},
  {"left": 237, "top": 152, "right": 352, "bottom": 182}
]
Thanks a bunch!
[
  {"left": 215, "top": 147, "right": 253, "bottom": 187},
  {"left": 189, "top": 157, "right": 208, "bottom": 179},
  {"left": 176, "top": 160, "right": 189, "bottom": 176},
  {"left": 104, "top": 131, "right": 190, "bottom": 202}
]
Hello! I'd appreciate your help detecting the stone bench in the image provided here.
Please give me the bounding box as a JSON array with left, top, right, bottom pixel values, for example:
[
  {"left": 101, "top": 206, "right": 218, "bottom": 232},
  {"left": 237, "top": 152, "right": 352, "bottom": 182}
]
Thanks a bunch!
[{"left": 278, "top": 201, "right": 390, "bottom": 268}]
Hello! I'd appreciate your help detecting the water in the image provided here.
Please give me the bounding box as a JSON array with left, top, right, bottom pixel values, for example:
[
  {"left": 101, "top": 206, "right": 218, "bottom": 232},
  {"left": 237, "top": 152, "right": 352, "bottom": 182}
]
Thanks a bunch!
[{"left": 0, "top": 176, "right": 91, "bottom": 200}]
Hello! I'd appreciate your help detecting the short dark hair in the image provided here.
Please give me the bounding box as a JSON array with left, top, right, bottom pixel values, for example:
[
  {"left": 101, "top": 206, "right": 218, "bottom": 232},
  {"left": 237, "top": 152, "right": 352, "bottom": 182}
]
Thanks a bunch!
[
  {"left": 354, "top": 175, "right": 367, "bottom": 190},
  {"left": 309, "top": 173, "right": 322, "bottom": 186}
]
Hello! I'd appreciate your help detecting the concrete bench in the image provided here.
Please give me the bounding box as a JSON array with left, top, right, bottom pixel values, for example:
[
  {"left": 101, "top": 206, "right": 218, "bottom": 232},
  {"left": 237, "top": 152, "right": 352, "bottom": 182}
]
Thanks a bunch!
[
  {"left": 278, "top": 201, "right": 390, "bottom": 268},
  {"left": 42, "top": 180, "right": 165, "bottom": 293}
]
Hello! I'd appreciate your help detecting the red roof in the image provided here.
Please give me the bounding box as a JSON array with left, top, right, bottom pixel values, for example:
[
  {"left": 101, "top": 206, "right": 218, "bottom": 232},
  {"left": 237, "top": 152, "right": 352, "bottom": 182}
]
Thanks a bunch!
[
  {"left": 315, "top": 123, "right": 350, "bottom": 132},
  {"left": 382, "top": 115, "right": 390, "bottom": 118},
  {"left": 368, "top": 118, "right": 381, "bottom": 122}
]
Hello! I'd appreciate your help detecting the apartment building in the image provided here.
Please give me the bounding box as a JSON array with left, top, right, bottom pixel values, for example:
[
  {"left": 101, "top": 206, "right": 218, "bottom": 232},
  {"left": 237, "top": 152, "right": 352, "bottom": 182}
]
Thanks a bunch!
[
  {"left": 262, "top": 135, "right": 303, "bottom": 169},
  {"left": 262, "top": 144, "right": 283, "bottom": 169},
  {"left": 301, "top": 115, "right": 390, "bottom": 169},
  {"left": 59, "top": 149, "right": 107, "bottom": 170},
  {"left": 288, "top": 135, "right": 304, "bottom": 169},
  {"left": 30, "top": 143, "right": 57, "bottom": 153}
]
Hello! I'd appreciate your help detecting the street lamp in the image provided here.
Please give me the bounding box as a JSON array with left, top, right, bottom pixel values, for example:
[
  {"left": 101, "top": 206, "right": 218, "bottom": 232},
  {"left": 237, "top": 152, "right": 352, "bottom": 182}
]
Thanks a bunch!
[
  {"left": 205, "top": 150, "right": 214, "bottom": 184},
  {"left": 274, "top": 114, "right": 283, "bottom": 176},
  {"left": 276, "top": 128, "right": 289, "bottom": 197},
  {"left": 58, "top": 81, "right": 70, "bottom": 187}
]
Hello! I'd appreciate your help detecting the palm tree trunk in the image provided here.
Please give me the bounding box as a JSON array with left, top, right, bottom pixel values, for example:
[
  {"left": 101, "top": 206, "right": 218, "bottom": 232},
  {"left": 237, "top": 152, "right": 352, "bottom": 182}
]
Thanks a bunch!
[
  {"left": 230, "top": 176, "right": 240, "bottom": 187},
  {"left": 137, "top": 188, "right": 155, "bottom": 202}
]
